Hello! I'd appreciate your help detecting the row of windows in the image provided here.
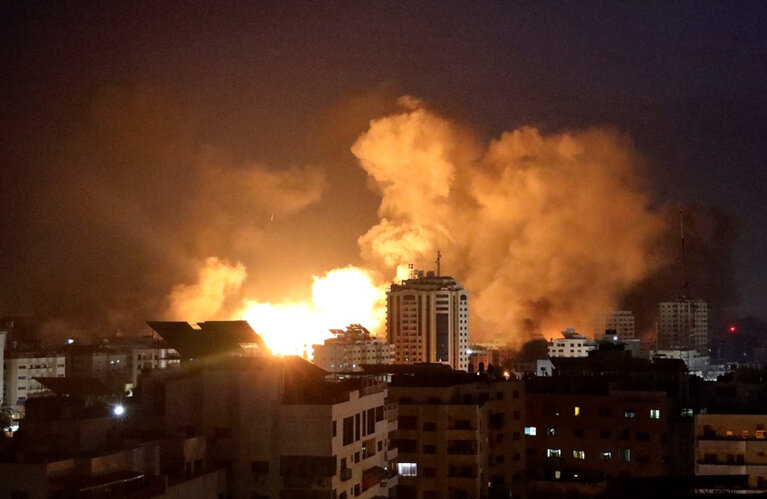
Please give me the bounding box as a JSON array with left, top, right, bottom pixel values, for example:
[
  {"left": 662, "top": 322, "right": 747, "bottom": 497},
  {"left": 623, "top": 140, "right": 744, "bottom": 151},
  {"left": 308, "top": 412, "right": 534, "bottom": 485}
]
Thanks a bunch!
[
  {"left": 544, "top": 406, "right": 661, "bottom": 419},
  {"left": 547, "top": 448, "right": 632, "bottom": 461}
]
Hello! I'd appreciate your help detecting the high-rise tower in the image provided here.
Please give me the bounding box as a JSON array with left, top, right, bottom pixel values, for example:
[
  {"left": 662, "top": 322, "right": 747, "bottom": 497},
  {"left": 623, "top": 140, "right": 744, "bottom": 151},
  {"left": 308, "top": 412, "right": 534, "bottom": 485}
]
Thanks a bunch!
[{"left": 386, "top": 269, "right": 469, "bottom": 371}]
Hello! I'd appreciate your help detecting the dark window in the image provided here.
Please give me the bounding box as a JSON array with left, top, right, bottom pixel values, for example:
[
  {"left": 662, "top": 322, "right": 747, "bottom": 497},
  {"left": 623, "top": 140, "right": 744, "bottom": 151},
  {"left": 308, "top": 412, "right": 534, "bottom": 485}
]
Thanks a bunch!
[
  {"left": 436, "top": 313, "right": 449, "bottom": 360},
  {"left": 600, "top": 430, "right": 611, "bottom": 439},
  {"left": 427, "top": 397, "right": 441, "bottom": 404},
  {"left": 332, "top": 420, "right": 337, "bottom": 437},
  {"left": 375, "top": 405, "right": 384, "bottom": 421},
  {"left": 635, "top": 432, "right": 651, "bottom": 442},
  {"left": 423, "top": 467, "right": 436, "bottom": 477},
  {"left": 599, "top": 407, "right": 611, "bottom": 418},
  {"left": 423, "top": 444, "right": 436, "bottom": 454},
  {"left": 512, "top": 410, "right": 520, "bottom": 420},
  {"left": 399, "top": 416, "right": 417, "bottom": 430},
  {"left": 513, "top": 390, "right": 519, "bottom": 399},
  {"left": 343, "top": 417, "right": 354, "bottom": 445},
  {"left": 355, "top": 413, "right": 361, "bottom": 441},
  {"left": 574, "top": 429, "right": 584, "bottom": 438},
  {"left": 251, "top": 461, "right": 269, "bottom": 475},
  {"left": 423, "top": 421, "right": 436, "bottom": 432},
  {"left": 367, "top": 408, "right": 375, "bottom": 434},
  {"left": 496, "top": 392, "right": 504, "bottom": 400},
  {"left": 489, "top": 413, "right": 504, "bottom": 429},
  {"left": 214, "top": 427, "right": 232, "bottom": 439}
]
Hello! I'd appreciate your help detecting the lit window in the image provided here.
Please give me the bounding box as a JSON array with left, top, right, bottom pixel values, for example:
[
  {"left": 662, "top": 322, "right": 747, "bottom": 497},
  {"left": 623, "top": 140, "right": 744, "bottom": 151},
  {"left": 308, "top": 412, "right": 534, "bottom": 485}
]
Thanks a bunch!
[
  {"left": 554, "top": 470, "right": 561, "bottom": 479},
  {"left": 649, "top": 409, "right": 661, "bottom": 419},
  {"left": 619, "top": 449, "right": 631, "bottom": 462},
  {"left": 756, "top": 430, "right": 766, "bottom": 440},
  {"left": 524, "top": 426, "right": 537, "bottom": 436},
  {"left": 726, "top": 430, "right": 734, "bottom": 437},
  {"left": 624, "top": 410, "right": 636, "bottom": 418},
  {"left": 600, "top": 451, "right": 612, "bottom": 460},
  {"left": 574, "top": 406, "right": 581, "bottom": 416},
  {"left": 397, "top": 463, "right": 417, "bottom": 476},
  {"left": 547, "top": 449, "right": 562, "bottom": 458},
  {"left": 548, "top": 427, "right": 557, "bottom": 436},
  {"left": 573, "top": 450, "right": 585, "bottom": 459}
]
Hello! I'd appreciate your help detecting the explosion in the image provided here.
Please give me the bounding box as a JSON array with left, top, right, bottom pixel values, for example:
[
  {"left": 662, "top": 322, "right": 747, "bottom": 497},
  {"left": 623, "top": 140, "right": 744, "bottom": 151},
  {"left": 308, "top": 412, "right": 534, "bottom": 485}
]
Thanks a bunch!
[
  {"left": 167, "top": 259, "right": 386, "bottom": 356},
  {"left": 167, "top": 97, "right": 669, "bottom": 351}
]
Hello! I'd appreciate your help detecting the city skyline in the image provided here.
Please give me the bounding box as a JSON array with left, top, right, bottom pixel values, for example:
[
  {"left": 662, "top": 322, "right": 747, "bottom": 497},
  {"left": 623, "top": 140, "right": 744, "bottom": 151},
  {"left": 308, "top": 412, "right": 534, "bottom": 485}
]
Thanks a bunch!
[{"left": 1, "top": 2, "right": 764, "bottom": 348}]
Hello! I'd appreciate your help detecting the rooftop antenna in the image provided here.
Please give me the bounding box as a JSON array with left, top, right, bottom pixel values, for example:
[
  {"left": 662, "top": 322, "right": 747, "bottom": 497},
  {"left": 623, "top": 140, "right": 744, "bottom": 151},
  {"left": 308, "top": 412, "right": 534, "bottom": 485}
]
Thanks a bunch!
[
  {"left": 436, "top": 250, "right": 442, "bottom": 277},
  {"left": 679, "top": 208, "right": 689, "bottom": 297}
]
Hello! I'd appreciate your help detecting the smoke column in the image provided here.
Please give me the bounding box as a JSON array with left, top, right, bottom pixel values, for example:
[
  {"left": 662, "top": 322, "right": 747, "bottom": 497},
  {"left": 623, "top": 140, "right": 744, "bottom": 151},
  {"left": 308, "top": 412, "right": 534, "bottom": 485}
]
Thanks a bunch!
[{"left": 352, "top": 99, "right": 668, "bottom": 343}]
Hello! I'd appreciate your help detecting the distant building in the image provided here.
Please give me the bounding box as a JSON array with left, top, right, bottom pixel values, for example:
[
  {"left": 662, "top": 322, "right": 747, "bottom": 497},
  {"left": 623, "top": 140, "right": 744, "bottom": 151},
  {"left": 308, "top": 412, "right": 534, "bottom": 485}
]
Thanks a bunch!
[
  {"left": 594, "top": 310, "right": 635, "bottom": 340},
  {"left": 0, "top": 381, "right": 226, "bottom": 498},
  {"left": 386, "top": 269, "right": 469, "bottom": 371},
  {"left": 65, "top": 343, "right": 132, "bottom": 394},
  {"left": 2, "top": 350, "right": 65, "bottom": 418},
  {"left": 658, "top": 298, "right": 708, "bottom": 354},
  {"left": 312, "top": 324, "right": 394, "bottom": 372},
  {"left": 548, "top": 328, "right": 597, "bottom": 358},
  {"left": 654, "top": 349, "right": 710, "bottom": 377},
  {"left": 388, "top": 365, "right": 526, "bottom": 498},
  {"left": 695, "top": 414, "right": 767, "bottom": 489}
]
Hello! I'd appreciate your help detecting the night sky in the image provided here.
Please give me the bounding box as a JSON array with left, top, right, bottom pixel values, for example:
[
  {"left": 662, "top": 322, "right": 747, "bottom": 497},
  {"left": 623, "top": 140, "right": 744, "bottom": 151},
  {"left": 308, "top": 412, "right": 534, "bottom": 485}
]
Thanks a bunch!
[{"left": 1, "top": 2, "right": 765, "bottom": 340}]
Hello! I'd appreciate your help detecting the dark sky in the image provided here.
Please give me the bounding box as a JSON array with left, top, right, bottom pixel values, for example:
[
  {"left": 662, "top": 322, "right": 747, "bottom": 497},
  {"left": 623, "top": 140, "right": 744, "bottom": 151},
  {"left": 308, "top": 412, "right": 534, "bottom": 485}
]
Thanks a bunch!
[{"left": 1, "top": 1, "right": 765, "bottom": 336}]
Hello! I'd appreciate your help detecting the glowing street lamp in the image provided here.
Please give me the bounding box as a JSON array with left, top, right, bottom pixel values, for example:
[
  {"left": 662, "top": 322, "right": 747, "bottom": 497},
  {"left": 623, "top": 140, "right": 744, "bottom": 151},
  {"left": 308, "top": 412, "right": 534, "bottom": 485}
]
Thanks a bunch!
[{"left": 113, "top": 404, "right": 125, "bottom": 417}]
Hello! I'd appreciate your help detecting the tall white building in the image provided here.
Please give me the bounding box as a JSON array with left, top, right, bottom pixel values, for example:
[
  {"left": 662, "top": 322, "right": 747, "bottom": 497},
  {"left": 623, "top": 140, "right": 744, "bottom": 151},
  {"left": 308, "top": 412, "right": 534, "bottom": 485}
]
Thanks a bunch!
[
  {"left": 658, "top": 298, "right": 708, "bottom": 354},
  {"left": 594, "top": 310, "right": 635, "bottom": 339},
  {"left": 312, "top": 324, "right": 394, "bottom": 372},
  {"left": 386, "top": 270, "right": 469, "bottom": 371}
]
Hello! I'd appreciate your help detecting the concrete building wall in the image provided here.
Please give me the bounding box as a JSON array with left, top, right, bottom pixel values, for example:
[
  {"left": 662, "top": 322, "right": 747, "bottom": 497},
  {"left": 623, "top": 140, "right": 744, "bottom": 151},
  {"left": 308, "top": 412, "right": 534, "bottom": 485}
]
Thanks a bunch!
[
  {"left": 695, "top": 413, "right": 767, "bottom": 489},
  {"left": 162, "top": 359, "right": 395, "bottom": 499},
  {"left": 390, "top": 380, "right": 525, "bottom": 499}
]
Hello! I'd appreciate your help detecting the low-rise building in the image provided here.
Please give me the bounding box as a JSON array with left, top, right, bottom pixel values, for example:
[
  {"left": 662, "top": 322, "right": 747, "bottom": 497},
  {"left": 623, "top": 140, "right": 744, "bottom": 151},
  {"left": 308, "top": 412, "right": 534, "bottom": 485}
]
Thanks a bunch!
[
  {"left": 2, "top": 350, "right": 65, "bottom": 418},
  {"left": 548, "top": 328, "right": 596, "bottom": 358},
  {"left": 312, "top": 324, "right": 394, "bottom": 372},
  {"left": 695, "top": 413, "right": 767, "bottom": 489}
]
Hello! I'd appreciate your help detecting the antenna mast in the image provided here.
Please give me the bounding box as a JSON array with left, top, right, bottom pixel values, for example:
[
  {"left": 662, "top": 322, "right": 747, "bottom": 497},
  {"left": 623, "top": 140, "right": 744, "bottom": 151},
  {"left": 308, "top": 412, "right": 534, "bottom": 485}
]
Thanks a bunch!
[
  {"left": 679, "top": 208, "right": 689, "bottom": 296},
  {"left": 436, "top": 250, "right": 442, "bottom": 277}
]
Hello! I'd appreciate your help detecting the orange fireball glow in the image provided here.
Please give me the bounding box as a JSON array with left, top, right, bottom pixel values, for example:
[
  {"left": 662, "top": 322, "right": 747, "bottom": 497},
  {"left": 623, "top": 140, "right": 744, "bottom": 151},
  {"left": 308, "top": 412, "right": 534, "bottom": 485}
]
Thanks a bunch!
[{"left": 239, "top": 266, "right": 387, "bottom": 356}]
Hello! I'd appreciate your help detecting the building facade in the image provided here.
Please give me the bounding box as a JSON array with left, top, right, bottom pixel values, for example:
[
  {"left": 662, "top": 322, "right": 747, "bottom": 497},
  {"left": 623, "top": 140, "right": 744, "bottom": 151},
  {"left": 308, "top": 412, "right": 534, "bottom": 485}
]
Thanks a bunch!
[
  {"left": 386, "top": 270, "right": 469, "bottom": 371},
  {"left": 593, "top": 311, "right": 635, "bottom": 340},
  {"left": 2, "top": 351, "right": 65, "bottom": 418},
  {"left": 658, "top": 298, "right": 708, "bottom": 354},
  {"left": 548, "top": 329, "right": 597, "bottom": 358},
  {"left": 695, "top": 414, "right": 767, "bottom": 489},
  {"left": 389, "top": 368, "right": 526, "bottom": 498},
  {"left": 312, "top": 324, "right": 395, "bottom": 372},
  {"left": 145, "top": 356, "right": 397, "bottom": 498}
]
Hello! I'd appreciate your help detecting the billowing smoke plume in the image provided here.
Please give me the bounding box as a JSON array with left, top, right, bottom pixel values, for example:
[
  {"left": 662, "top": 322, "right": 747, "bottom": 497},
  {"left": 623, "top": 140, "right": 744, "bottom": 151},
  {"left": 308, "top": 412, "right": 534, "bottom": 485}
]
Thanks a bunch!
[
  {"left": 352, "top": 100, "right": 669, "bottom": 342},
  {"left": 167, "top": 257, "right": 246, "bottom": 321}
]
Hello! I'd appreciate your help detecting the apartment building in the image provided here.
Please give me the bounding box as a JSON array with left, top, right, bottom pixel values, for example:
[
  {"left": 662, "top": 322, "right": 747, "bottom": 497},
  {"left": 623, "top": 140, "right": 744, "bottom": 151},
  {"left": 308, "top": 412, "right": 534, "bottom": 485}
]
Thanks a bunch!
[
  {"left": 695, "top": 414, "right": 767, "bottom": 489},
  {"left": 312, "top": 324, "right": 394, "bottom": 372},
  {"left": 143, "top": 355, "right": 397, "bottom": 498},
  {"left": 386, "top": 270, "right": 469, "bottom": 371},
  {"left": 388, "top": 366, "right": 525, "bottom": 498},
  {"left": 2, "top": 350, "right": 65, "bottom": 418}
]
